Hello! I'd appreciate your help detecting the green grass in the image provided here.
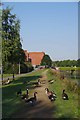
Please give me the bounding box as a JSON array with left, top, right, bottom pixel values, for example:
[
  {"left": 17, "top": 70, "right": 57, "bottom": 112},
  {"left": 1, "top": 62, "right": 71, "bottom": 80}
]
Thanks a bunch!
[
  {"left": 59, "top": 67, "right": 80, "bottom": 71},
  {"left": 3, "top": 74, "right": 13, "bottom": 78},
  {"left": 47, "top": 69, "right": 78, "bottom": 118},
  {"left": 2, "top": 69, "right": 46, "bottom": 118},
  {"left": 2, "top": 68, "right": 79, "bottom": 118}
]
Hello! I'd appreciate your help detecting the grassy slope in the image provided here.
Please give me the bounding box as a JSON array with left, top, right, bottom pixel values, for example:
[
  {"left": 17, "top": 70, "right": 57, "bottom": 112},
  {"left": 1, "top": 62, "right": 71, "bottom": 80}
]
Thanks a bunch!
[
  {"left": 47, "top": 69, "right": 78, "bottom": 118},
  {"left": 2, "top": 69, "right": 45, "bottom": 118}
]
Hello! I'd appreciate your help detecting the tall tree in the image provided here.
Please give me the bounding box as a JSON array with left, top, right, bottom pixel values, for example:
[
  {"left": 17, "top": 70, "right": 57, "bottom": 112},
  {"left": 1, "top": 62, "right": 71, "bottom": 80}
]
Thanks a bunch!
[
  {"left": 2, "top": 7, "right": 25, "bottom": 64},
  {"left": 2, "top": 7, "right": 26, "bottom": 75}
]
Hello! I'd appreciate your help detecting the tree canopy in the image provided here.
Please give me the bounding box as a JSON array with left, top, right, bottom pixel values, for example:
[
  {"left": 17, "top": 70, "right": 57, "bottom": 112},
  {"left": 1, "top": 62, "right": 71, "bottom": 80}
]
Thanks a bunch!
[
  {"left": 41, "top": 54, "right": 52, "bottom": 67},
  {"left": 2, "top": 7, "right": 25, "bottom": 64},
  {"left": 52, "top": 59, "right": 79, "bottom": 67},
  {"left": 2, "top": 7, "right": 33, "bottom": 73}
]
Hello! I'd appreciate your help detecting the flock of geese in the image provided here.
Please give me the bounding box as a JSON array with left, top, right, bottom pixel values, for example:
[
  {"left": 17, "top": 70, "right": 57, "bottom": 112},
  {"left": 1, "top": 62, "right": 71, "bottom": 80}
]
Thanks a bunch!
[
  {"left": 17, "top": 88, "right": 37, "bottom": 105},
  {"left": 45, "top": 88, "right": 68, "bottom": 101},
  {"left": 17, "top": 85, "right": 69, "bottom": 106}
]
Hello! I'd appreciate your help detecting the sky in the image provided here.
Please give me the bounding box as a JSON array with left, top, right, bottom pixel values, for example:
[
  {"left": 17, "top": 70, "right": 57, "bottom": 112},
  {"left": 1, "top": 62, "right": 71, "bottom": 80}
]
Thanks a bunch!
[{"left": 3, "top": 2, "right": 78, "bottom": 61}]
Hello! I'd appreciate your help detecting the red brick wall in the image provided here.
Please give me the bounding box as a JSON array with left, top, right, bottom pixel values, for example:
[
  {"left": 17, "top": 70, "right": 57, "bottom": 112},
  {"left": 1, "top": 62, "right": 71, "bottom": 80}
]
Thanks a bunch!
[{"left": 24, "top": 50, "right": 45, "bottom": 66}]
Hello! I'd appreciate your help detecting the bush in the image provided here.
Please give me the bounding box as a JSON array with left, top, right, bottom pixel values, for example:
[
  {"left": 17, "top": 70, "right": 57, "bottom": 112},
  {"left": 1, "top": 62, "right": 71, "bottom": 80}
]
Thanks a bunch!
[
  {"left": 3, "top": 63, "right": 19, "bottom": 74},
  {"left": 3, "top": 62, "right": 34, "bottom": 74}
]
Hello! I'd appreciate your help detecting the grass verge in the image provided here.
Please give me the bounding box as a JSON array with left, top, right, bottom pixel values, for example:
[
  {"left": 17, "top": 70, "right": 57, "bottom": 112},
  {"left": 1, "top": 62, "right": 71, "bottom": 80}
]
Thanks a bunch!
[{"left": 47, "top": 69, "right": 78, "bottom": 118}]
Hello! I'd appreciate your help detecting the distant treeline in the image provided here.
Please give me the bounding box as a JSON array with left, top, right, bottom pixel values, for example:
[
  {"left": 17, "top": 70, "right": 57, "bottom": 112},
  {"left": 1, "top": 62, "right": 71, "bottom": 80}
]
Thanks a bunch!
[{"left": 52, "top": 59, "right": 80, "bottom": 67}]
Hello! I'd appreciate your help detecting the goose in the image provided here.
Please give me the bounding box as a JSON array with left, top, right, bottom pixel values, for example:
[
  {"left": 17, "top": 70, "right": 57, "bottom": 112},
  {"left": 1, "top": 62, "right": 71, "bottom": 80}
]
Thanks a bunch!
[
  {"left": 34, "top": 80, "right": 40, "bottom": 86},
  {"left": 48, "top": 91, "right": 57, "bottom": 101},
  {"left": 25, "top": 92, "right": 37, "bottom": 105},
  {"left": 48, "top": 79, "right": 55, "bottom": 84},
  {"left": 45, "top": 88, "right": 49, "bottom": 95},
  {"left": 38, "top": 79, "right": 41, "bottom": 85},
  {"left": 45, "top": 88, "right": 56, "bottom": 101},
  {"left": 21, "top": 89, "right": 29, "bottom": 100},
  {"left": 17, "top": 89, "right": 22, "bottom": 96},
  {"left": 62, "top": 89, "right": 69, "bottom": 100}
]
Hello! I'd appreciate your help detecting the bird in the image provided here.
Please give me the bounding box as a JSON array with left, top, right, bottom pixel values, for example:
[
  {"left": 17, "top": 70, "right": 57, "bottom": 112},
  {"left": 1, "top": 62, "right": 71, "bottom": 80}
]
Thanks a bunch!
[
  {"left": 62, "top": 89, "right": 69, "bottom": 100},
  {"left": 17, "top": 89, "right": 22, "bottom": 96},
  {"left": 34, "top": 80, "right": 40, "bottom": 87},
  {"left": 21, "top": 89, "right": 29, "bottom": 100},
  {"left": 25, "top": 92, "right": 37, "bottom": 105},
  {"left": 45, "top": 88, "right": 57, "bottom": 101},
  {"left": 48, "top": 91, "right": 57, "bottom": 101},
  {"left": 45, "top": 88, "right": 49, "bottom": 95},
  {"left": 48, "top": 79, "right": 55, "bottom": 84}
]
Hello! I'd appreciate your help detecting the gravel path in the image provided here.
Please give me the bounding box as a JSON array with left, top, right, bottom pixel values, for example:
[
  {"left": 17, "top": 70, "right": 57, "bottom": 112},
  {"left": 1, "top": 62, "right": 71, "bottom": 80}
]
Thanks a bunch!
[{"left": 11, "top": 70, "right": 56, "bottom": 118}]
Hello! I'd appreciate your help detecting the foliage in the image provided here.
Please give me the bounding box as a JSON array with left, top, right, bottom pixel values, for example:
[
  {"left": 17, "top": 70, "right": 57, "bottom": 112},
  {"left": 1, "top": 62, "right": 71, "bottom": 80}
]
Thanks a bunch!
[
  {"left": 2, "top": 7, "right": 25, "bottom": 64},
  {"left": 1, "top": 7, "right": 33, "bottom": 73},
  {"left": 41, "top": 54, "right": 52, "bottom": 67},
  {"left": 77, "top": 59, "right": 80, "bottom": 67},
  {"left": 3, "top": 62, "right": 34, "bottom": 74},
  {"left": 52, "top": 59, "right": 78, "bottom": 67}
]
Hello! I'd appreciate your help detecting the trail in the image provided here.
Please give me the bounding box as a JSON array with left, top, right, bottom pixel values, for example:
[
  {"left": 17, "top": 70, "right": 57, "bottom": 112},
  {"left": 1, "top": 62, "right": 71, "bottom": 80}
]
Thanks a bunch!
[{"left": 12, "top": 69, "right": 56, "bottom": 118}]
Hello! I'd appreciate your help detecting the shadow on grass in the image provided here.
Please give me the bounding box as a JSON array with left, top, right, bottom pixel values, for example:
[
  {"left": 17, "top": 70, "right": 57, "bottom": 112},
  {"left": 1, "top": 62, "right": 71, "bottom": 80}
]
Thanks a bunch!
[
  {"left": 2, "top": 75, "right": 42, "bottom": 118},
  {"left": 2, "top": 75, "right": 41, "bottom": 97},
  {"left": 10, "top": 100, "right": 57, "bottom": 118},
  {"left": 2, "top": 75, "right": 41, "bottom": 101},
  {"left": 13, "top": 75, "right": 41, "bottom": 84}
]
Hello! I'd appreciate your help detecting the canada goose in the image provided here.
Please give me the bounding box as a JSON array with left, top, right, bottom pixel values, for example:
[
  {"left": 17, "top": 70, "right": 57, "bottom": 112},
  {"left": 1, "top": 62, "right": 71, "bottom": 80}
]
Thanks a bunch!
[
  {"left": 17, "top": 89, "right": 22, "bottom": 96},
  {"left": 45, "top": 88, "right": 49, "bottom": 95},
  {"left": 21, "top": 89, "right": 29, "bottom": 100},
  {"left": 62, "top": 89, "right": 69, "bottom": 100},
  {"left": 38, "top": 79, "right": 41, "bottom": 85},
  {"left": 25, "top": 92, "right": 37, "bottom": 104}
]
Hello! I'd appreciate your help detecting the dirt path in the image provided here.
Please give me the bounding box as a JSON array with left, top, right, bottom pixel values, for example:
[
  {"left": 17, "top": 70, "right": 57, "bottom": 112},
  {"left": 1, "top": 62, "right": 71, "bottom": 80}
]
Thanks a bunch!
[{"left": 12, "top": 70, "right": 56, "bottom": 118}]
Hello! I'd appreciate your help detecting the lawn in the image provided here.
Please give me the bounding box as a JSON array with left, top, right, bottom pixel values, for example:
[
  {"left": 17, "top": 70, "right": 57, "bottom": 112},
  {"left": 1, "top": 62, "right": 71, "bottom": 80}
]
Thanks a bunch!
[
  {"left": 3, "top": 74, "right": 13, "bottom": 78},
  {"left": 2, "top": 69, "right": 45, "bottom": 118}
]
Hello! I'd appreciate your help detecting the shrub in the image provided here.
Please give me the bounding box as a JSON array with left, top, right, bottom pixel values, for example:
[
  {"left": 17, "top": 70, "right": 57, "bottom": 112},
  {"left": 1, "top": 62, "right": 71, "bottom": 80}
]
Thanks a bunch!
[{"left": 3, "top": 62, "right": 34, "bottom": 74}]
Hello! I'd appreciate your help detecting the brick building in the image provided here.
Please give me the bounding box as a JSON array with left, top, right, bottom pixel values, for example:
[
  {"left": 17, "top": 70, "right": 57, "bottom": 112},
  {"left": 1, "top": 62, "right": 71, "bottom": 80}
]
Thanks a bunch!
[{"left": 24, "top": 50, "right": 45, "bottom": 67}]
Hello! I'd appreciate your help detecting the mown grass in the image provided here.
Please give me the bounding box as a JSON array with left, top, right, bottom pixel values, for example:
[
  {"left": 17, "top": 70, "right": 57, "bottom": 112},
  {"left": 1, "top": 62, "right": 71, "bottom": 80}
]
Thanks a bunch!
[
  {"left": 2, "top": 69, "right": 46, "bottom": 118},
  {"left": 47, "top": 69, "right": 78, "bottom": 118}
]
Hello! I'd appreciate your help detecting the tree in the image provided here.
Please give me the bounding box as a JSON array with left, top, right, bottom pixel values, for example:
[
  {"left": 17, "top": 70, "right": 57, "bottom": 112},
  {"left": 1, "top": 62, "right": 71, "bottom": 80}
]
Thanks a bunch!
[
  {"left": 2, "top": 7, "right": 28, "bottom": 75},
  {"left": 2, "top": 7, "right": 25, "bottom": 64},
  {"left": 77, "top": 59, "right": 80, "bottom": 67},
  {"left": 52, "top": 60, "right": 77, "bottom": 67},
  {"left": 41, "top": 54, "right": 52, "bottom": 67}
]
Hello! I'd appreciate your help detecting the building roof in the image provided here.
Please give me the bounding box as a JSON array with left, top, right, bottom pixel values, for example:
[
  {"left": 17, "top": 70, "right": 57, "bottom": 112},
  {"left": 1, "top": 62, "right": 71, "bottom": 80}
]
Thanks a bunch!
[{"left": 24, "top": 50, "right": 45, "bottom": 66}]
